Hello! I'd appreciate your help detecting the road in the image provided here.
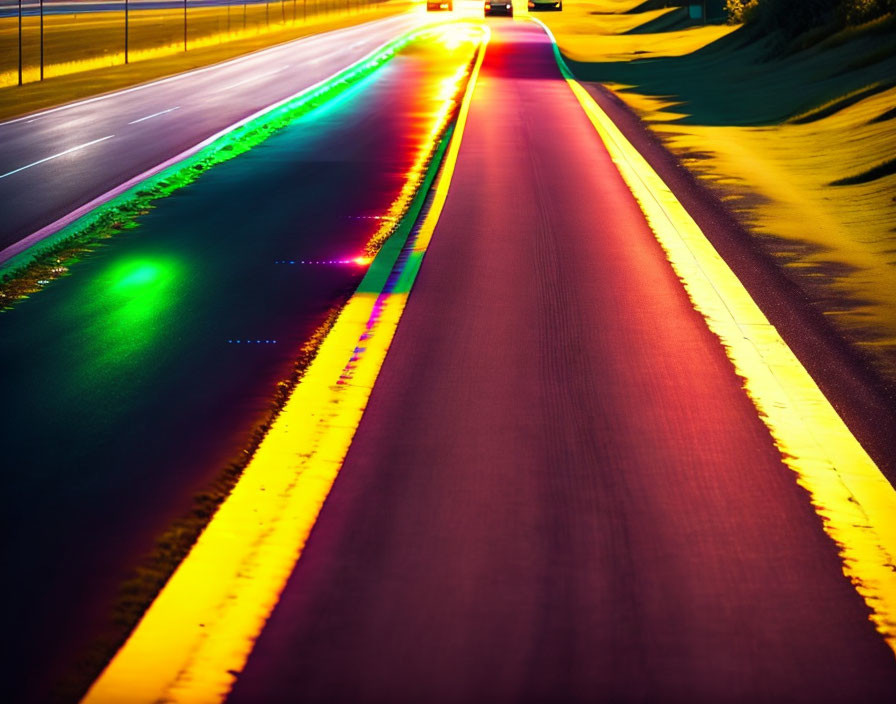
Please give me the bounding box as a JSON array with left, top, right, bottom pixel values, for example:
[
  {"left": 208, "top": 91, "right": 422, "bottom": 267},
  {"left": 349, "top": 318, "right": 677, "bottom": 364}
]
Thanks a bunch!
[
  {"left": 0, "top": 11, "right": 422, "bottom": 260},
  {"left": 229, "top": 20, "right": 896, "bottom": 703},
  {"left": 0, "top": 27, "right": 473, "bottom": 703}
]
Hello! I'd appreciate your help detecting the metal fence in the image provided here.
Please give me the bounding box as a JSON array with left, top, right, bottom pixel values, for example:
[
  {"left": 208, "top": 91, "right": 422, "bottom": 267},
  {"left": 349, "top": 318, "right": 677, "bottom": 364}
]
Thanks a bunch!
[{"left": 1, "top": 0, "right": 405, "bottom": 86}]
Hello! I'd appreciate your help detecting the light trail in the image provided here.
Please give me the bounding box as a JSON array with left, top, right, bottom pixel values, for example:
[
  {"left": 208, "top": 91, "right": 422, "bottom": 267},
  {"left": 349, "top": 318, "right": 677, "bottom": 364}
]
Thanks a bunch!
[
  {"left": 79, "top": 24, "right": 488, "bottom": 704},
  {"left": 0, "top": 135, "right": 114, "bottom": 180},
  {"left": 127, "top": 106, "right": 180, "bottom": 124},
  {"left": 533, "top": 17, "right": 896, "bottom": 657}
]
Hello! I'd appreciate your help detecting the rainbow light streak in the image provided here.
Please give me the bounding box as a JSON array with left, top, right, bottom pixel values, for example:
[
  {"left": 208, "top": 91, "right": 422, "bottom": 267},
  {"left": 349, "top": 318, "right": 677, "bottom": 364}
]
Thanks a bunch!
[
  {"left": 80, "top": 24, "right": 488, "bottom": 704},
  {"left": 361, "top": 60, "right": 472, "bottom": 259},
  {"left": 0, "top": 21, "right": 454, "bottom": 312},
  {"left": 534, "top": 17, "right": 896, "bottom": 657}
]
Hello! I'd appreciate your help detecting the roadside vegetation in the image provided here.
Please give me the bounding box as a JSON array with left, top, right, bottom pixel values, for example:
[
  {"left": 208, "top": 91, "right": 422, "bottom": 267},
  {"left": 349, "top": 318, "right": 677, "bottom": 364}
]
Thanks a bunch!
[
  {"left": 542, "top": 0, "right": 896, "bottom": 388},
  {"left": 725, "top": 0, "right": 895, "bottom": 39},
  {"left": 0, "top": 0, "right": 413, "bottom": 119}
]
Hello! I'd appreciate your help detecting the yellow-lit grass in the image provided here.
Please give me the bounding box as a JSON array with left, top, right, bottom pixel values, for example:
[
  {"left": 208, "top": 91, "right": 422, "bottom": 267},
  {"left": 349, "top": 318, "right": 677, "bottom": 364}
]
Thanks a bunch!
[
  {"left": 0, "top": 1, "right": 413, "bottom": 118},
  {"left": 541, "top": 1, "right": 896, "bottom": 385},
  {"left": 645, "top": 89, "right": 896, "bottom": 364},
  {"left": 538, "top": 0, "right": 735, "bottom": 62}
]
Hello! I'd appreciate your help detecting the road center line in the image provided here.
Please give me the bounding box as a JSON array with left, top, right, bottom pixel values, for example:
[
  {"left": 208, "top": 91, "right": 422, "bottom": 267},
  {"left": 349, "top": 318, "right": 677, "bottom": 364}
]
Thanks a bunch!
[
  {"left": 0, "top": 135, "right": 115, "bottom": 180},
  {"left": 218, "top": 65, "right": 291, "bottom": 93},
  {"left": 127, "top": 107, "right": 180, "bottom": 125}
]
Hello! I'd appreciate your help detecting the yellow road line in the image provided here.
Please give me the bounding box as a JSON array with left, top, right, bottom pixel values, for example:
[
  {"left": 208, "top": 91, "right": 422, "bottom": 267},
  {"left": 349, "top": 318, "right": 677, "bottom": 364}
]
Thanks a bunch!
[
  {"left": 532, "top": 17, "right": 896, "bottom": 655},
  {"left": 80, "top": 27, "right": 489, "bottom": 704}
]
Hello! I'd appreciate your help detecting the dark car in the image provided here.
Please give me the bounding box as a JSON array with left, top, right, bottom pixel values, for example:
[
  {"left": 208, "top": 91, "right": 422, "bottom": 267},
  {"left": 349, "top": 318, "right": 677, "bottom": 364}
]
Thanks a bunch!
[
  {"left": 528, "top": 0, "right": 562, "bottom": 9},
  {"left": 427, "top": 1, "right": 453, "bottom": 10},
  {"left": 485, "top": 0, "right": 513, "bottom": 16}
]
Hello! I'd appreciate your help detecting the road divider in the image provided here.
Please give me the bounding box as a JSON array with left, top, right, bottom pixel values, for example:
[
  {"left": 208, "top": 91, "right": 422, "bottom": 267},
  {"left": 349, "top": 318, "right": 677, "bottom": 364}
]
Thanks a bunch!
[
  {"left": 532, "top": 16, "right": 896, "bottom": 657},
  {"left": 80, "top": 24, "right": 489, "bottom": 704}
]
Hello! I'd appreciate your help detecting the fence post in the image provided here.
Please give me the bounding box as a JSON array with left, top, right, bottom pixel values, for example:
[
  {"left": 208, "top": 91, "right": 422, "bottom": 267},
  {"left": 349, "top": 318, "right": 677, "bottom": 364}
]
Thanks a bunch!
[
  {"left": 39, "top": 0, "right": 44, "bottom": 80},
  {"left": 184, "top": 0, "right": 187, "bottom": 51},
  {"left": 17, "top": 0, "right": 22, "bottom": 86},
  {"left": 125, "top": 0, "right": 129, "bottom": 64}
]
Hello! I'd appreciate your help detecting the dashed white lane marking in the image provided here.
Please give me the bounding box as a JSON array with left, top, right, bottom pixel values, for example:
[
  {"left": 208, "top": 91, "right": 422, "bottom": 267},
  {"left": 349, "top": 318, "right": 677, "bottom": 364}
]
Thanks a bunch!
[
  {"left": 128, "top": 106, "right": 180, "bottom": 125},
  {"left": 218, "top": 65, "right": 291, "bottom": 92},
  {"left": 0, "top": 135, "right": 115, "bottom": 180}
]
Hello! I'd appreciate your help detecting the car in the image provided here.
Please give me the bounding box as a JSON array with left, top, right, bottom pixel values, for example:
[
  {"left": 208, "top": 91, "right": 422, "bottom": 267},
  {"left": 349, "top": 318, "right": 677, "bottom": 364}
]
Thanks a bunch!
[
  {"left": 485, "top": 0, "right": 513, "bottom": 16},
  {"left": 427, "top": 0, "right": 453, "bottom": 10},
  {"left": 528, "top": 0, "right": 562, "bottom": 10}
]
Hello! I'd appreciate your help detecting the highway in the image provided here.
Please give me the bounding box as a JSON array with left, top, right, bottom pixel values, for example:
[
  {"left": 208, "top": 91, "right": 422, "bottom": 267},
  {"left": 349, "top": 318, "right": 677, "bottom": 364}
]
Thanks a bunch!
[
  {"left": 3, "top": 6, "right": 896, "bottom": 704},
  {"left": 0, "top": 10, "right": 423, "bottom": 260},
  {"left": 228, "top": 20, "right": 896, "bottom": 703}
]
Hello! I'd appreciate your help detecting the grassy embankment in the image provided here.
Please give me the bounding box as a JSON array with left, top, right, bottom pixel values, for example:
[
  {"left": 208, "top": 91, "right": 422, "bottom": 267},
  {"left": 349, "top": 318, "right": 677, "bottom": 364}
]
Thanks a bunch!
[
  {"left": 0, "top": 0, "right": 414, "bottom": 119},
  {"left": 541, "top": 0, "right": 896, "bottom": 387}
]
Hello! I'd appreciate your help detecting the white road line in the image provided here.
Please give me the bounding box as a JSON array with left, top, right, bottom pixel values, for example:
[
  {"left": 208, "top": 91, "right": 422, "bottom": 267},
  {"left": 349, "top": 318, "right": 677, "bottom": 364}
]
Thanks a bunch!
[
  {"left": 218, "top": 65, "right": 290, "bottom": 92},
  {"left": 0, "top": 135, "right": 115, "bottom": 180},
  {"left": 127, "top": 106, "right": 180, "bottom": 125}
]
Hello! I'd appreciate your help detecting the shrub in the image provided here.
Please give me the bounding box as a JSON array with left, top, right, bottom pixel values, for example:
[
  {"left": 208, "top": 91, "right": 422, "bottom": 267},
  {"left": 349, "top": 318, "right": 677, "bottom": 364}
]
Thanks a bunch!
[
  {"left": 727, "top": 0, "right": 894, "bottom": 34},
  {"left": 842, "top": 0, "right": 896, "bottom": 23},
  {"left": 725, "top": 0, "right": 760, "bottom": 24}
]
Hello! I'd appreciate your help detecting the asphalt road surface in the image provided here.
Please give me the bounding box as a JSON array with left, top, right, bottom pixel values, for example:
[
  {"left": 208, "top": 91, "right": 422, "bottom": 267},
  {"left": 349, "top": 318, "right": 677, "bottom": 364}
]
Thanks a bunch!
[
  {"left": 229, "top": 20, "right": 896, "bottom": 703},
  {"left": 0, "top": 31, "right": 465, "bottom": 703},
  {"left": 0, "top": 11, "right": 422, "bottom": 259}
]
